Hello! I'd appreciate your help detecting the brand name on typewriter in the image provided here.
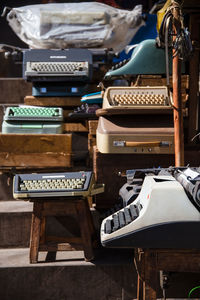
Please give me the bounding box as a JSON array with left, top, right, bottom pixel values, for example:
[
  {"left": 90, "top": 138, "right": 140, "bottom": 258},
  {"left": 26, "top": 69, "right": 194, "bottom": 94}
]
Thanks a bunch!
[{"left": 50, "top": 56, "right": 67, "bottom": 59}]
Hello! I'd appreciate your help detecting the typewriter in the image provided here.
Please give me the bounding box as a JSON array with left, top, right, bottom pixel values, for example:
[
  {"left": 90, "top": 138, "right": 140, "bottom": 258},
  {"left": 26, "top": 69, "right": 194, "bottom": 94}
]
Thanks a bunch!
[
  {"left": 13, "top": 171, "right": 104, "bottom": 199},
  {"left": 101, "top": 86, "right": 172, "bottom": 113},
  {"left": 23, "top": 48, "right": 115, "bottom": 96},
  {"left": 2, "top": 106, "right": 63, "bottom": 134},
  {"left": 101, "top": 167, "right": 200, "bottom": 249},
  {"left": 23, "top": 48, "right": 92, "bottom": 97},
  {"left": 96, "top": 115, "right": 174, "bottom": 154},
  {"left": 104, "top": 39, "right": 170, "bottom": 80},
  {"left": 23, "top": 49, "right": 92, "bottom": 82}
]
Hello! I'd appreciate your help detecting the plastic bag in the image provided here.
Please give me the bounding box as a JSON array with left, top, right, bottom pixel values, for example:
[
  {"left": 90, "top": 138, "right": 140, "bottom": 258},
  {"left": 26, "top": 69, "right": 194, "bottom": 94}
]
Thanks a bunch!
[{"left": 6, "top": 2, "right": 143, "bottom": 52}]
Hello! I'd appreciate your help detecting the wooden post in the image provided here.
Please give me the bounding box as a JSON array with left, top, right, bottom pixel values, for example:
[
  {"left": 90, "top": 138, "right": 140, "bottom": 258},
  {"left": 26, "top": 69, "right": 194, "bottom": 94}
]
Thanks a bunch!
[{"left": 172, "top": 1, "right": 185, "bottom": 166}]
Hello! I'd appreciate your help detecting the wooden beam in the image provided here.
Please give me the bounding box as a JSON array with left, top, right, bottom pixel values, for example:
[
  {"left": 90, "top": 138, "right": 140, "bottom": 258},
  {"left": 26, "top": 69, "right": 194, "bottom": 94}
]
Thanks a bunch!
[{"left": 24, "top": 96, "right": 81, "bottom": 107}]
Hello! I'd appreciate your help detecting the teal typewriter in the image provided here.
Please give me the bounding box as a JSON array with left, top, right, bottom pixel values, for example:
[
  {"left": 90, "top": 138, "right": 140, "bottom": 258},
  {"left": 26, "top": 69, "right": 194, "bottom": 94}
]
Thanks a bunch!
[
  {"left": 2, "top": 106, "right": 63, "bottom": 134},
  {"left": 104, "top": 39, "right": 173, "bottom": 80},
  {"left": 13, "top": 171, "right": 104, "bottom": 199}
]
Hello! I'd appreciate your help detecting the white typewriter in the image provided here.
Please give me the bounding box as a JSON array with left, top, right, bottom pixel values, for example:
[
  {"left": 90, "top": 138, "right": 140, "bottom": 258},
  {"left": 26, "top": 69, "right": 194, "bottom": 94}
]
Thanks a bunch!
[
  {"left": 101, "top": 173, "right": 200, "bottom": 248},
  {"left": 103, "top": 86, "right": 172, "bottom": 110}
]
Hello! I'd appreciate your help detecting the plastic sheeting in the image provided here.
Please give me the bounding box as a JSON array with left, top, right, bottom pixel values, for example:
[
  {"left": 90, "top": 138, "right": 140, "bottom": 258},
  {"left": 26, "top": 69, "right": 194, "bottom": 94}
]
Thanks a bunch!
[{"left": 6, "top": 2, "right": 144, "bottom": 52}]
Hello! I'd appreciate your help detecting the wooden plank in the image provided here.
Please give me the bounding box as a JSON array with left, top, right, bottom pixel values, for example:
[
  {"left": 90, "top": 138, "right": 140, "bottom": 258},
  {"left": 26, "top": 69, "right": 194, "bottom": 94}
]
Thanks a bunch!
[
  {"left": 0, "top": 78, "right": 32, "bottom": 104},
  {"left": 24, "top": 96, "right": 81, "bottom": 107},
  {"left": 30, "top": 202, "right": 43, "bottom": 263},
  {"left": 0, "top": 172, "right": 14, "bottom": 201},
  {"left": 0, "top": 133, "right": 71, "bottom": 153},
  {"left": 0, "top": 133, "right": 72, "bottom": 168},
  {"left": 63, "top": 123, "right": 88, "bottom": 133},
  {"left": 157, "top": 251, "right": 200, "bottom": 272},
  {"left": 43, "top": 201, "right": 76, "bottom": 216},
  {"left": 75, "top": 199, "right": 95, "bottom": 261},
  {"left": 131, "top": 75, "right": 189, "bottom": 89},
  {"left": 45, "top": 236, "right": 82, "bottom": 244},
  {"left": 39, "top": 242, "right": 83, "bottom": 251},
  {"left": 88, "top": 134, "right": 96, "bottom": 165},
  {"left": 88, "top": 120, "right": 98, "bottom": 135}
]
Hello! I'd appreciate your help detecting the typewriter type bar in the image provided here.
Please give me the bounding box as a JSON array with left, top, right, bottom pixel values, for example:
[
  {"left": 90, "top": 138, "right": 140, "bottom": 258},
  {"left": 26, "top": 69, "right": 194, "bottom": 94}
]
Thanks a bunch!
[
  {"left": 13, "top": 171, "right": 104, "bottom": 199},
  {"left": 103, "top": 86, "right": 172, "bottom": 109}
]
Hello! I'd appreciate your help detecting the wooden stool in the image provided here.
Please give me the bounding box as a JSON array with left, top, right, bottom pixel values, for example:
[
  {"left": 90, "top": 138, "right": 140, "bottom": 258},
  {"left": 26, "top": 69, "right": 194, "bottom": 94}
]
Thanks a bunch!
[
  {"left": 134, "top": 248, "right": 200, "bottom": 300},
  {"left": 29, "top": 197, "right": 96, "bottom": 263}
]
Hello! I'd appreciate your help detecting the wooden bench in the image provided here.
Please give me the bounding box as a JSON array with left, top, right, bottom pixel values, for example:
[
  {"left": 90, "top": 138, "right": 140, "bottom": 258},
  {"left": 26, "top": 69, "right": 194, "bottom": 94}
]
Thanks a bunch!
[{"left": 30, "top": 197, "right": 96, "bottom": 263}]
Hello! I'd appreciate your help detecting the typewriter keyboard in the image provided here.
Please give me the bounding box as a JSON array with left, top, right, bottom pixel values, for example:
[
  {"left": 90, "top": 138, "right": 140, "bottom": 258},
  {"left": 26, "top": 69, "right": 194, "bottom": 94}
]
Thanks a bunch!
[
  {"left": 4, "top": 106, "right": 63, "bottom": 122},
  {"left": 104, "top": 204, "right": 142, "bottom": 234},
  {"left": 29, "top": 62, "right": 89, "bottom": 73},
  {"left": 112, "top": 93, "right": 166, "bottom": 106},
  {"left": 19, "top": 177, "right": 86, "bottom": 192}
]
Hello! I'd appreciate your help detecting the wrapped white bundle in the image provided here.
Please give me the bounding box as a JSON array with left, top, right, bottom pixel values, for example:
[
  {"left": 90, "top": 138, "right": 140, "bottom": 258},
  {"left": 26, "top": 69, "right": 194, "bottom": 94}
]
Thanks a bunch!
[{"left": 6, "top": 2, "right": 144, "bottom": 52}]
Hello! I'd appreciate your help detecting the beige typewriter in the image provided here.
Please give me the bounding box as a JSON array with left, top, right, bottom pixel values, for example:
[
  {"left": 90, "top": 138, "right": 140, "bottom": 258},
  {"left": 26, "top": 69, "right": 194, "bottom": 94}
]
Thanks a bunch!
[
  {"left": 98, "top": 86, "right": 172, "bottom": 116},
  {"left": 96, "top": 116, "right": 174, "bottom": 154}
]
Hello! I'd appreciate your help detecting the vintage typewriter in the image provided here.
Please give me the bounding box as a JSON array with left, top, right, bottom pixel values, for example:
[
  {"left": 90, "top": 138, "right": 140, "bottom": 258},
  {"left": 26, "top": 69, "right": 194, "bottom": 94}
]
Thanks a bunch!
[
  {"left": 2, "top": 106, "right": 63, "bottom": 134},
  {"left": 104, "top": 39, "right": 170, "bottom": 80},
  {"left": 23, "top": 49, "right": 92, "bottom": 81},
  {"left": 101, "top": 167, "right": 200, "bottom": 249},
  {"left": 96, "top": 115, "right": 174, "bottom": 154},
  {"left": 13, "top": 171, "right": 104, "bottom": 199},
  {"left": 96, "top": 84, "right": 174, "bottom": 154},
  {"left": 23, "top": 48, "right": 114, "bottom": 96},
  {"left": 23, "top": 48, "right": 92, "bottom": 96},
  {"left": 97, "top": 86, "right": 172, "bottom": 115}
]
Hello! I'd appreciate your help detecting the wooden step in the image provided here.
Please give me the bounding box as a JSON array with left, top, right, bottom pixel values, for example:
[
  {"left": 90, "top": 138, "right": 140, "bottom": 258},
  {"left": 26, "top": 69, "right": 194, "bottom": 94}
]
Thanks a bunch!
[{"left": 0, "top": 247, "right": 136, "bottom": 300}]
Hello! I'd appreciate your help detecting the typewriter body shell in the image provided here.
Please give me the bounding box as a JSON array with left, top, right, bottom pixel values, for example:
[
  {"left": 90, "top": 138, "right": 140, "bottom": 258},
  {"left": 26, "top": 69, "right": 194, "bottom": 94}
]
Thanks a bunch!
[
  {"left": 2, "top": 106, "right": 63, "bottom": 134},
  {"left": 96, "top": 116, "right": 174, "bottom": 154},
  {"left": 2, "top": 121, "right": 63, "bottom": 134},
  {"left": 101, "top": 175, "right": 200, "bottom": 249}
]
